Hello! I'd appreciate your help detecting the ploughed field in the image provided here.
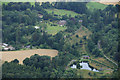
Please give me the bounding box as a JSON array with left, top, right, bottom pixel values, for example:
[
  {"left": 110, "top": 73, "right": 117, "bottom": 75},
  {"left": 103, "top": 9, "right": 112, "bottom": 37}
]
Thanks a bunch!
[{"left": 1, "top": 49, "right": 58, "bottom": 64}]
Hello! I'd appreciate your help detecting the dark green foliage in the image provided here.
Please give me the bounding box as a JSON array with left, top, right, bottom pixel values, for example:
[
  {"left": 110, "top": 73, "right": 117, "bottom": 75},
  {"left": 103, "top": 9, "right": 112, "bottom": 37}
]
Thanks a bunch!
[
  {"left": 54, "top": 2, "right": 87, "bottom": 14},
  {"left": 76, "top": 35, "right": 79, "bottom": 38},
  {"left": 76, "top": 63, "right": 80, "bottom": 69},
  {"left": 23, "top": 54, "right": 51, "bottom": 69},
  {"left": 80, "top": 40, "right": 82, "bottom": 43},
  {"left": 11, "top": 59, "right": 19, "bottom": 64},
  {"left": 83, "top": 36, "right": 86, "bottom": 40},
  {"left": 41, "top": 2, "right": 53, "bottom": 9}
]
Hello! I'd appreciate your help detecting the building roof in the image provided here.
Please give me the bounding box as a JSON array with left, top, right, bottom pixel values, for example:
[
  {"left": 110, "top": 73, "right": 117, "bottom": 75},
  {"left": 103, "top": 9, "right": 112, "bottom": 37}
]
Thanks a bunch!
[
  {"left": 34, "top": 26, "right": 39, "bottom": 29},
  {"left": 38, "top": 14, "right": 43, "bottom": 18},
  {"left": 83, "top": 55, "right": 89, "bottom": 57},
  {"left": 58, "top": 20, "right": 66, "bottom": 26}
]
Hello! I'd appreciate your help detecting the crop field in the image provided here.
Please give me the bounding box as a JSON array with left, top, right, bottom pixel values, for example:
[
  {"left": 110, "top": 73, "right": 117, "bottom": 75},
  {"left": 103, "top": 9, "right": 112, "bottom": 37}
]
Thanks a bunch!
[
  {"left": 87, "top": 2, "right": 107, "bottom": 10},
  {"left": 45, "top": 9, "right": 80, "bottom": 17},
  {"left": 92, "top": 57, "right": 115, "bottom": 68},
  {"left": 1, "top": 49, "right": 58, "bottom": 64}
]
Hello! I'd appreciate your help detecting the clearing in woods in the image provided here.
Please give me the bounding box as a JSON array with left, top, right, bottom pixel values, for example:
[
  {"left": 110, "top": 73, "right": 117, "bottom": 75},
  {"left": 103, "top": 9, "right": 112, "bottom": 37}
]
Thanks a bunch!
[
  {"left": 46, "top": 22, "right": 67, "bottom": 35},
  {"left": 86, "top": 2, "right": 107, "bottom": 10},
  {"left": 1, "top": 49, "right": 58, "bottom": 64},
  {"left": 45, "top": 9, "right": 80, "bottom": 17}
]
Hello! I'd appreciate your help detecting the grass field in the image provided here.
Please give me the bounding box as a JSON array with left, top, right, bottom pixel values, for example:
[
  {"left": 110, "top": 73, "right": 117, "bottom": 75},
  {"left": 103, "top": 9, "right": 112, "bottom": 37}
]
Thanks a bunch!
[
  {"left": 89, "top": 57, "right": 115, "bottom": 69},
  {"left": 76, "top": 69, "right": 112, "bottom": 78},
  {"left": 87, "top": 2, "right": 107, "bottom": 10},
  {"left": 1, "top": 49, "right": 58, "bottom": 64},
  {"left": 46, "top": 23, "right": 67, "bottom": 35},
  {"left": 45, "top": 9, "right": 80, "bottom": 17}
]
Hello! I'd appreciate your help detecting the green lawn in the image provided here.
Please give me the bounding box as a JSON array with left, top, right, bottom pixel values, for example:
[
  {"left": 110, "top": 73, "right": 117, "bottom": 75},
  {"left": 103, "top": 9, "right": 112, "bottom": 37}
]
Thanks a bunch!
[
  {"left": 87, "top": 2, "right": 107, "bottom": 10},
  {"left": 46, "top": 23, "right": 67, "bottom": 35},
  {"left": 45, "top": 9, "right": 80, "bottom": 17}
]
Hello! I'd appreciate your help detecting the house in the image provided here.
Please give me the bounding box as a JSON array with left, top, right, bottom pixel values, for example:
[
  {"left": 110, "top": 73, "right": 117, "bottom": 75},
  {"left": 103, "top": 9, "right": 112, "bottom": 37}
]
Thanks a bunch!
[
  {"left": 2, "top": 43, "right": 15, "bottom": 51},
  {"left": 38, "top": 14, "right": 43, "bottom": 18},
  {"left": 8, "top": 45, "right": 15, "bottom": 50},
  {"left": 57, "top": 20, "right": 66, "bottom": 26},
  {"left": 79, "top": 20, "right": 83, "bottom": 22},
  {"left": 3, "top": 43, "right": 8, "bottom": 47},
  {"left": 34, "top": 26, "right": 39, "bottom": 29},
  {"left": 25, "top": 45, "right": 31, "bottom": 48},
  {"left": 4, "top": 47, "right": 9, "bottom": 51},
  {"left": 82, "top": 56, "right": 89, "bottom": 59}
]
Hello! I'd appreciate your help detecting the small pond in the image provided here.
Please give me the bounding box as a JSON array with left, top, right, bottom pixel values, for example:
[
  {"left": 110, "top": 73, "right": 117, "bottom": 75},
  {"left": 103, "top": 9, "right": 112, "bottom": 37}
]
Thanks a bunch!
[{"left": 70, "top": 62, "right": 99, "bottom": 72}]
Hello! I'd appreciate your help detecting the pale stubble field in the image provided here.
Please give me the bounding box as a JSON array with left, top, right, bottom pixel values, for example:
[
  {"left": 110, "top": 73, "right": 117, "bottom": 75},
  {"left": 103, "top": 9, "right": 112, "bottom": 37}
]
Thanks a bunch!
[{"left": 1, "top": 49, "right": 58, "bottom": 64}]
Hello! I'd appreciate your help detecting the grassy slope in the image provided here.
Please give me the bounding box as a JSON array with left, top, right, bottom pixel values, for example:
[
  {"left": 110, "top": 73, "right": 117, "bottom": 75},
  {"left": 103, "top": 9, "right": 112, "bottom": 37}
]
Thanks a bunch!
[
  {"left": 76, "top": 69, "right": 109, "bottom": 78},
  {"left": 45, "top": 9, "right": 80, "bottom": 17},
  {"left": 65, "top": 26, "right": 92, "bottom": 45},
  {"left": 65, "top": 26, "right": 92, "bottom": 54},
  {"left": 46, "top": 22, "right": 67, "bottom": 35},
  {"left": 86, "top": 2, "right": 107, "bottom": 10}
]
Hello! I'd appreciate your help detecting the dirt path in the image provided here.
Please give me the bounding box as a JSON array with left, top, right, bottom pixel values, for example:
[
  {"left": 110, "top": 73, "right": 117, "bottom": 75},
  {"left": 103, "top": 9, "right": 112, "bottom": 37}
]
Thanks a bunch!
[
  {"left": 103, "top": 54, "right": 118, "bottom": 66},
  {"left": 1, "top": 49, "right": 58, "bottom": 64},
  {"left": 97, "top": 41, "right": 118, "bottom": 67}
]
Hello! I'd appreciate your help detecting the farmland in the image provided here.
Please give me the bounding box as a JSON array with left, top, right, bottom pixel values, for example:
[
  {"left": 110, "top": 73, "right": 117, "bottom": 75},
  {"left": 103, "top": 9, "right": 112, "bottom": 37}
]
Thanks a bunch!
[
  {"left": 86, "top": 2, "right": 107, "bottom": 10},
  {"left": 1, "top": 49, "right": 58, "bottom": 64},
  {"left": 2, "top": 2, "right": 119, "bottom": 78},
  {"left": 45, "top": 9, "right": 80, "bottom": 17}
]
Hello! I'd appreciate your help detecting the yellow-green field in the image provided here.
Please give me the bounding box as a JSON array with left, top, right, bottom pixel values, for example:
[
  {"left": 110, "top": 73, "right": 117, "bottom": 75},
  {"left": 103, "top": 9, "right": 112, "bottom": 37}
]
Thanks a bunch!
[
  {"left": 46, "top": 22, "right": 67, "bottom": 35},
  {"left": 87, "top": 2, "right": 107, "bottom": 10},
  {"left": 45, "top": 9, "right": 80, "bottom": 17}
]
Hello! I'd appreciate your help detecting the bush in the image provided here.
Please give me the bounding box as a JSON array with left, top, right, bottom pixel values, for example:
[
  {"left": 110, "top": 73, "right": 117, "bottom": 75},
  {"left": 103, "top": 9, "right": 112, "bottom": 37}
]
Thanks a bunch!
[
  {"left": 11, "top": 59, "right": 19, "bottom": 64},
  {"left": 76, "top": 35, "right": 79, "bottom": 38}
]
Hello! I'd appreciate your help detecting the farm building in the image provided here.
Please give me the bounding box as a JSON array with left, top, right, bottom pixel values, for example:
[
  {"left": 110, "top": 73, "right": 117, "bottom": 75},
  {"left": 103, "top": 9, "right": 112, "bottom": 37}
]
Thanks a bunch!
[
  {"left": 82, "top": 55, "right": 90, "bottom": 59},
  {"left": 79, "top": 20, "right": 83, "bottom": 23},
  {"left": 34, "top": 26, "right": 39, "bottom": 29},
  {"left": 38, "top": 14, "right": 43, "bottom": 18},
  {"left": 2, "top": 43, "right": 8, "bottom": 47},
  {"left": 57, "top": 20, "right": 66, "bottom": 26},
  {"left": 2, "top": 43, "right": 15, "bottom": 51},
  {"left": 8, "top": 46, "right": 15, "bottom": 50}
]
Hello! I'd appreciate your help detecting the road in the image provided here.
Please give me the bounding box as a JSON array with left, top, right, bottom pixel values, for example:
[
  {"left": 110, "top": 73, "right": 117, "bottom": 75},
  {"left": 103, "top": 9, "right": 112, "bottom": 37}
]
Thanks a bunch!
[{"left": 97, "top": 41, "right": 118, "bottom": 67}]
